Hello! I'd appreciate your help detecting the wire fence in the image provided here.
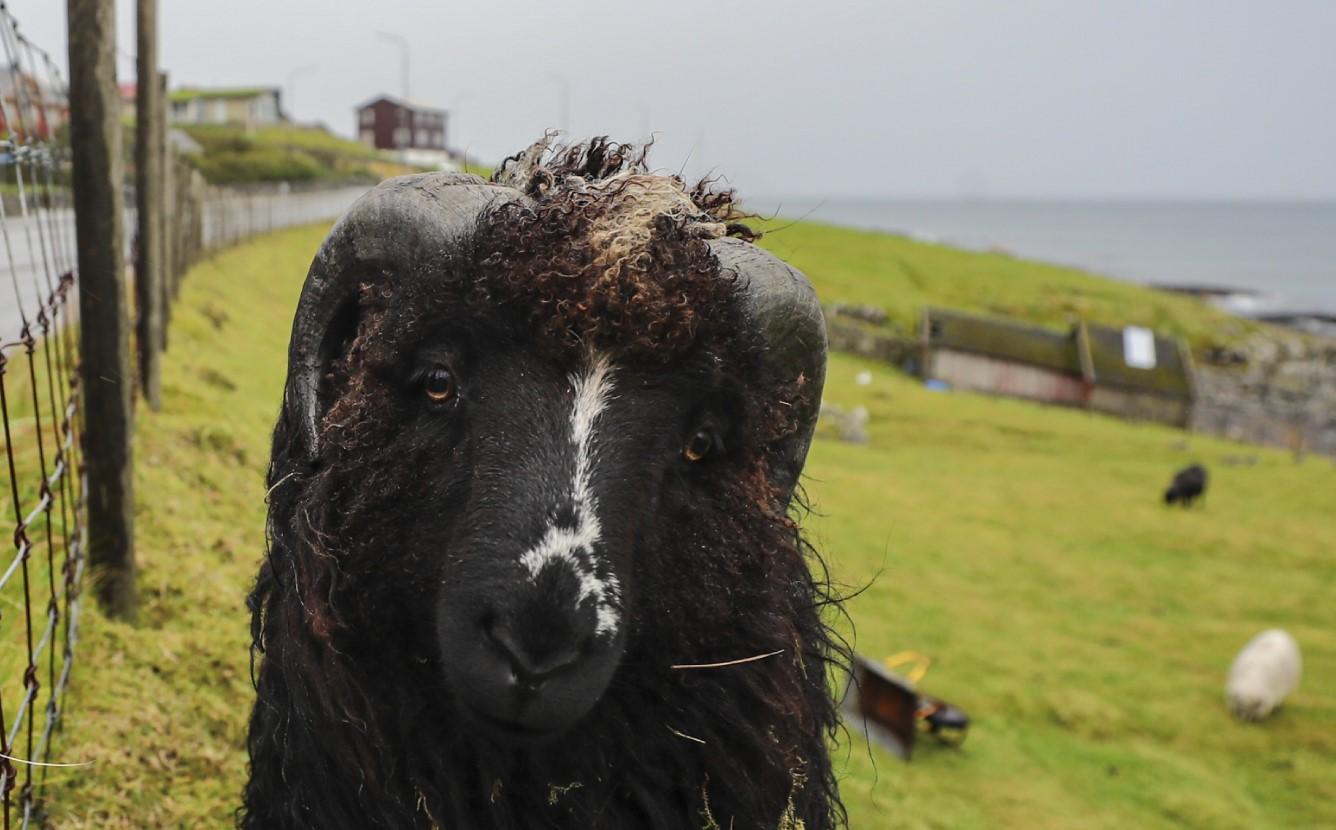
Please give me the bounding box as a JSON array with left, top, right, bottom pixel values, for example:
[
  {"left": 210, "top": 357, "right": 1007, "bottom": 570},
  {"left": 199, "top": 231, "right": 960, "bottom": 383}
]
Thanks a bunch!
[
  {"left": 0, "top": 7, "right": 84, "bottom": 827},
  {"left": 0, "top": 5, "right": 369, "bottom": 824}
]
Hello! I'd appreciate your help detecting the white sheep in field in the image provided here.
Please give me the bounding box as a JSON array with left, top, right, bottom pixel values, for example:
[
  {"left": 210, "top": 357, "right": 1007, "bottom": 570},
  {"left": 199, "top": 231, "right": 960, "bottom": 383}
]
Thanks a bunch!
[{"left": 1225, "top": 629, "right": 1302, "bottom": 722}]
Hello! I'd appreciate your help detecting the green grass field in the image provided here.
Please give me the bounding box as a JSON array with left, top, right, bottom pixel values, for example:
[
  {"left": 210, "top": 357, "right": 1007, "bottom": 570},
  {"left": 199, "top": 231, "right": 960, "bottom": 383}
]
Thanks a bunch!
[
  {"left": 41, "top": 222, "right": 1336, "bottom": 827},
  {"left": 815, "top": 357, "right": 1334, "bottom": 828}
]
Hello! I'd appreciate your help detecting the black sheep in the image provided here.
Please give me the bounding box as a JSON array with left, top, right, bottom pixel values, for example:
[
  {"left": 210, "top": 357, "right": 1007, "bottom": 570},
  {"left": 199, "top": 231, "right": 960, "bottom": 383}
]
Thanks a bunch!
[
  {"left": 241, "top": 137, "right": 847, "bottom": 829},
  {"left": 1164, "top": 463, "right": 1208, "bottom": 507}
]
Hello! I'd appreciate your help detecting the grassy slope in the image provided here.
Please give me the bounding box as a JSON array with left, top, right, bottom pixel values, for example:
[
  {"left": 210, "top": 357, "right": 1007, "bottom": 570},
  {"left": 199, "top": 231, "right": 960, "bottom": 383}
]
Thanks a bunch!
[
  {"left": 179, "top": 124, "right": 429, "bottom": 185},
  {"left": 47, "top": 230, "right": 313, "bottom": 827},
  {"left": 181, "top": 124, "right": 385, "bottom": 161},
  {"left": 756, "top": 220, "right": 1262, "bottom": 351},
  {"left": 815, "top": 356, "right": 1335, "bottom": 829},
  {"left": 45, "top": 222, "right": 1336, "bottom": 827}
]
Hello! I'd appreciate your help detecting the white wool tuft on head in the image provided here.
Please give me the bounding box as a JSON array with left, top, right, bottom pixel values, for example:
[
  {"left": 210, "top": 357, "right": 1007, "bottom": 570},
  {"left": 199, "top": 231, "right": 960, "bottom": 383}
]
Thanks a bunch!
[{"left": 1225, "top": 628, "right": 1302, "bottom": 722}]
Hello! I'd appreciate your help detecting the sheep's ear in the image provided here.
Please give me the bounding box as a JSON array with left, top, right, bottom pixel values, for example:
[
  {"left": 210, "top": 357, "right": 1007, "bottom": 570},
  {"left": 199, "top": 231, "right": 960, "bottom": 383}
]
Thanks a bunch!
[
  {"left": 708, "top": 237, "right": 827, "bottom": 507},
  {"left": 284, "top": 173, "right": 525, "bottom": 462}
]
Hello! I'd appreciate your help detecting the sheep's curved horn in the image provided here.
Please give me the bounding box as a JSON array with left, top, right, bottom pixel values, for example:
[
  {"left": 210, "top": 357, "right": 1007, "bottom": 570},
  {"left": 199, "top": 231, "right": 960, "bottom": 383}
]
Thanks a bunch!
[
  {"left": 709, "top": 237, "right": 827, "bottom": 505},
  {"left": 286, "top": 173, "right": 519, "bottom": 460}
]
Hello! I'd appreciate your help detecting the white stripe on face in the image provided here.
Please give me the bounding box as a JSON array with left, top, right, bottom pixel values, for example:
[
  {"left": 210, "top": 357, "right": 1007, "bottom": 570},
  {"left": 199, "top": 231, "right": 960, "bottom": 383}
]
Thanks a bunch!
[{"left": 518, "top": 354, "right": 622, "bottom": 638}]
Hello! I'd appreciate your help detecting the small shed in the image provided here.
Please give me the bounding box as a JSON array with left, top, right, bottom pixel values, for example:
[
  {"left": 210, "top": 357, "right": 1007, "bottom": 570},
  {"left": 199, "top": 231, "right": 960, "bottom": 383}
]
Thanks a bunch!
[{"left": 920, "top": 308, "right": 1195, "bottom": 427}]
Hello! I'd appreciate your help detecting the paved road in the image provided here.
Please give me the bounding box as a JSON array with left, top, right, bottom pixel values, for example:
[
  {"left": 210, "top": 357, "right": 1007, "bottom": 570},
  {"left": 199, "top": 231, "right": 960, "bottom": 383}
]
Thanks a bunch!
[
  {"left": 1, "top": 186, "right": 368, "bottom": 343},
  {"left": 0, "top": 205, "right": 76, "bottom": 344}
]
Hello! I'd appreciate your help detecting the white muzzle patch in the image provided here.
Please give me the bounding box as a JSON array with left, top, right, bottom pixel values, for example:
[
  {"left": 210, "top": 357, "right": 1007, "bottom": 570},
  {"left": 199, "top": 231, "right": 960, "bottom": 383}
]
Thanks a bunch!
[{"left": 518, "top": 354, "right": 622, "bottom": 638}]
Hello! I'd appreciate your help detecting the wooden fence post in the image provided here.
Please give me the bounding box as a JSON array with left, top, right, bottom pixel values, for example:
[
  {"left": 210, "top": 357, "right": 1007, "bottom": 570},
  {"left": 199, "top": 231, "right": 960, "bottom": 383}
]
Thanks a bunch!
[
  {"left": 191, "top": 172, "right": 205, "bottom": 257},
  {"left": 134, "top": 0, "right": 162, "bottom": 408},
  {"left": 174, "top": 156, "right": 189, "bottom": 291},
  {"left": 67, "top": 0, "right": 137, "bottom": 619},
  {"left": 1075, "top": 320, "right": 1096, "bottom": 410},
  {"left": 158, "top": 71, "right": 173, "bottom": 350}
]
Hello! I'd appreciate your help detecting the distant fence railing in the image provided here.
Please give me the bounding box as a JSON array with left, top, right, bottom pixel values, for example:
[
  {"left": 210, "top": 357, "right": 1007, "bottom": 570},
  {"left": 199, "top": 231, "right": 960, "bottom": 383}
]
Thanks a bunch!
[
  {"left": 0, "top": 2, "right": 369, "bottom": 823},
  {"left": 200, "top": 183, "right": 368, "bottom": 250}
]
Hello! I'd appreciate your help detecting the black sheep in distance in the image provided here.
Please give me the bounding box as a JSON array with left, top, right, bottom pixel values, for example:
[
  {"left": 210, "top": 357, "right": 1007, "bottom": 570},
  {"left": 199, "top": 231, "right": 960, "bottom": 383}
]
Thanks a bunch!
[{"left": 1164, "top": 463, "right": 1208, "bottom": 507}]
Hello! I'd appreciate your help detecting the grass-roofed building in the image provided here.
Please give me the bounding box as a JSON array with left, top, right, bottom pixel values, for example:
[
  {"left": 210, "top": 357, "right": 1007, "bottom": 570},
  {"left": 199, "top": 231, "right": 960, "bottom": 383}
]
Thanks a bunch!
[
  {"left": 920, "top": 308, "right": 1196, "bottom": 427},
  {"left": 169, "top": 87, "right": 284, "bottom": 129}
]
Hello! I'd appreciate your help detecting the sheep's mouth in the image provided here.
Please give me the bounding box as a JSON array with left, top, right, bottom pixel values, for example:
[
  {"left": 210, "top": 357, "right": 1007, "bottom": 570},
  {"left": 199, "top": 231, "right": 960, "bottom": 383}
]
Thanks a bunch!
[{"left": 464, "top": 703, "right": 568, "bottom": 742}]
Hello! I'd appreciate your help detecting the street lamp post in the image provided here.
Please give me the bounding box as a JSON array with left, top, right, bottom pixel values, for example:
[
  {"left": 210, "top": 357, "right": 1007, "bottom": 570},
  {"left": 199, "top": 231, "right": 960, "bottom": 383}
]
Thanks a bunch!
[{"left": 376, "top": 31, "right": 409, "bottom": 100}]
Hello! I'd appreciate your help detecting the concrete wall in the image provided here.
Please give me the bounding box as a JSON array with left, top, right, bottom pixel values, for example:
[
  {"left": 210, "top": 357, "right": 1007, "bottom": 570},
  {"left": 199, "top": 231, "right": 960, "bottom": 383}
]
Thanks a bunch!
[
  {"left": 928, "top": 348, "right": 1192, "bottom": 428},
  {"left": 928, "top": 348, "right": 1087, "bottom": 405},
  {"left": 395, "top": 147, "right": 457, "bottom": 170}
]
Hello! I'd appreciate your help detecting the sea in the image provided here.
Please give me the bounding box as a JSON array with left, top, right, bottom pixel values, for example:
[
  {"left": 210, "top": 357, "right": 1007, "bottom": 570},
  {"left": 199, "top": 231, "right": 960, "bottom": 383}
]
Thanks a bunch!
[{"left": 750, "top": 198, "right": 1336, "bottom": 321}]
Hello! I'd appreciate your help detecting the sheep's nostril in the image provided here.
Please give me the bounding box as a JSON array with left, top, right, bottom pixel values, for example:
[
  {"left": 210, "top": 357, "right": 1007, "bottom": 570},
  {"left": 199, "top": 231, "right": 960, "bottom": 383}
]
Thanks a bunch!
[{"left": 486, "top": 621, "right": 584, "bottom": 688}]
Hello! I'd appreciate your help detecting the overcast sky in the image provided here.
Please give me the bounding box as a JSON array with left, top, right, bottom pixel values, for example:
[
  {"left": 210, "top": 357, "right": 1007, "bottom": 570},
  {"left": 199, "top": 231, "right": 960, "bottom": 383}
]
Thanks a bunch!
[{"left": 23, "top": 0, "right": 1336, "bottom": 199}]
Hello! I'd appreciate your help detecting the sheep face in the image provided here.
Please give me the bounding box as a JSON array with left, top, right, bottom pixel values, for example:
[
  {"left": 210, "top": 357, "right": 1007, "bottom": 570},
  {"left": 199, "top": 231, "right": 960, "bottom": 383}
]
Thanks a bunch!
[
  {"left": 425, "top": 342, "right": 746, "bottom": 736},
  {"left": 317, "top": 318, "right": 759, "bottom": 738},
  {"left": 250, "top": 147, "right": 842, "bottom": 828},
  {"left": 301, "top": 191, "right": 774, "bottom": 740}
]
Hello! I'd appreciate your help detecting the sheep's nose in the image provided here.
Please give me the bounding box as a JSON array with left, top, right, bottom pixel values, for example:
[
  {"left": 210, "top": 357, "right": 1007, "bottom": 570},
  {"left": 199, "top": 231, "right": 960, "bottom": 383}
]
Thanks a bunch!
[
  {"left": 441, "top": 568, "right": 622, "bottom": 737},
  {"left": 485, "top": 620, "right": 585, "bottom": 691}
]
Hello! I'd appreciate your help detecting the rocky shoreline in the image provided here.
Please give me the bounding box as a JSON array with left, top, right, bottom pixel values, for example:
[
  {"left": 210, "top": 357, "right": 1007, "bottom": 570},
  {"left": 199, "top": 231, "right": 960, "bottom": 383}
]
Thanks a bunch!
[{"left": 1154, "top": 283, "right": 1336, "bottom": 340}]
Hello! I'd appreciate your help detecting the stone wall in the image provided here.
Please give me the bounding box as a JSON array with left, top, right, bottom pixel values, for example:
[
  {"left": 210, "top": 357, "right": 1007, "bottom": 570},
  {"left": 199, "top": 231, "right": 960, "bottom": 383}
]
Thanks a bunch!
[
  {"left": 824, "top": 304, "right": 918, "bottom": 370},
  {"left": 823, "top": 305, "right": 1336, "bottom": 458},
  {"left": 1192, "top": 333, "right": 1336, "bottom": 457}
]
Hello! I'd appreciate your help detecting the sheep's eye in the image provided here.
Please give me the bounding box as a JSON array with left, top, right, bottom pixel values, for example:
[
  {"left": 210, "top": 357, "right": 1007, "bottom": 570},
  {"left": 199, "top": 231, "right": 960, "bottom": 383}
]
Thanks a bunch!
[
  {"left": 424, "top": 367, "right": 455, "bottom": 403},
  {"left": 682, "top": 429, "right": 714, "bottom": 463}
]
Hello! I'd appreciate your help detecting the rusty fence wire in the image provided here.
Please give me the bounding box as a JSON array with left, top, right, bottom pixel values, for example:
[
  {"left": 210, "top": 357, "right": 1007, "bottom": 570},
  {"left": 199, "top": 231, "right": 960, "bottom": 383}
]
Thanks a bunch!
[{"left": 0, "top": 6, "right": 84, "bottom": 827}]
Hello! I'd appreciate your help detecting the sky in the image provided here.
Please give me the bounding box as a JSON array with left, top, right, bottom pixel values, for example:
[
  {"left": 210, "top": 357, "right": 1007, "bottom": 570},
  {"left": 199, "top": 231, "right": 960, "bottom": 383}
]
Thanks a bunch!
[{"left": 24, "top": 0, "right": 1336, "bottom": 200}]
